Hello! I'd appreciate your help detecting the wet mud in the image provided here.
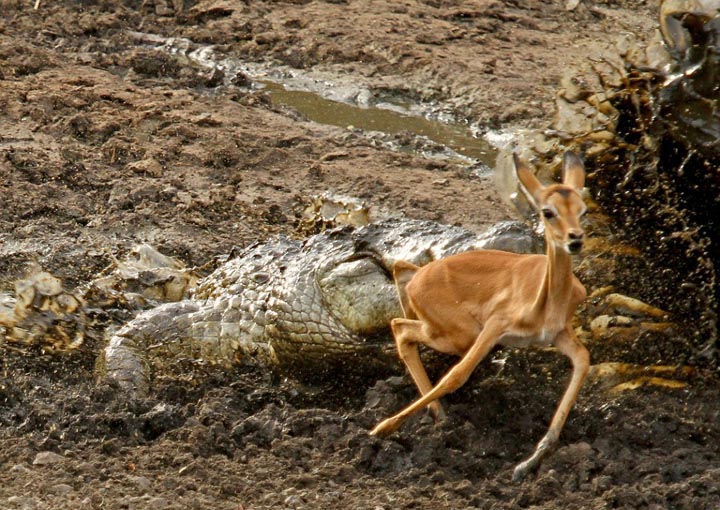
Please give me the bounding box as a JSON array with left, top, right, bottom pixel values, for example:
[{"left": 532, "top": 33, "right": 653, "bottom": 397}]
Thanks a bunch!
[
  {"left": 537, "top": 3, "right": 720, "bottom": 368},
  {"left": 1, "top": 1, "right": 719, "bottom": 509}
]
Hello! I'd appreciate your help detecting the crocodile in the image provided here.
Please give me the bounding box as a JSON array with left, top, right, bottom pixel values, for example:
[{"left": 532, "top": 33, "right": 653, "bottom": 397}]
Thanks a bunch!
[{"left": 98, "top": 218, "right": 541, "bottom": 397}]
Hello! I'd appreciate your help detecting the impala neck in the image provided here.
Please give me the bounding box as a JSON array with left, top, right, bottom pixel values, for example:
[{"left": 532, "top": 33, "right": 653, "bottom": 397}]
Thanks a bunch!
[{"left": 532, "top": 238, "right": 574, "bottom": 325}]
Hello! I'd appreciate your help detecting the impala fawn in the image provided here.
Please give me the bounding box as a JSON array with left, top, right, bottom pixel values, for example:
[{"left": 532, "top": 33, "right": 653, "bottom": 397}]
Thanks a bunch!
[{"left": 371, "top": 152, "right": 590, "bottom": 482}]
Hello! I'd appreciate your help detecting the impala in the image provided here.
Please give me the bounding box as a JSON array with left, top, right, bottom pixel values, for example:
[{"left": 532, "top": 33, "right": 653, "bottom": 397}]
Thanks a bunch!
[{"left": 370, "top": 152, "right": 590, "bottom": 482}]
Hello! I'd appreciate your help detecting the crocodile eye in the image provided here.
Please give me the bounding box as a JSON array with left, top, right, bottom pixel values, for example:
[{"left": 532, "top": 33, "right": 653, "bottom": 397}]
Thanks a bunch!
[{"left": 542, "top": 208, "right": 556, "bottom": 220}]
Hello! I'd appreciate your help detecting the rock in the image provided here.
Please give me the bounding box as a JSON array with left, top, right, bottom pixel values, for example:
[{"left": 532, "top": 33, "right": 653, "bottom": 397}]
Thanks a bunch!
[
  {"left": 147, "top": 496, "right": 172, "bottom": 509},
  {"left": 6, "top": 495, "right": 38, "bottom": 509},
  {"left": 284, "top": 495, "right": 303, "bottom": 507},
  {"left": 9, "top": 464, "right": 31, "bottom": 474},
  {"left": 48, "top": 483, "right": 73, "bottom": 495},
  {"left": 32, "top": 451, "right": 65, "bottom": 465},
  {"left": 130, "top": 475, "right": 153, "bottom": 494},
  {"left": 126, "top": 158, "right": 164, "bottom": 177}
]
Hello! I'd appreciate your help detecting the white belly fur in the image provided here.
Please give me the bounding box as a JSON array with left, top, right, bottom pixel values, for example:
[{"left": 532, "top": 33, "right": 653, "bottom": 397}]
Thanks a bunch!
[{"left": 498, "top": 328, "right": 558, "bottom": 349}]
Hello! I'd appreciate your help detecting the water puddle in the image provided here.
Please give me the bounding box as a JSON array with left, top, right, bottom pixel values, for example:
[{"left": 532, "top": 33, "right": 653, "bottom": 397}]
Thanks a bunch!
[
  {"left": 260, "top": 81, "right": 495, "bottom": 163},
  {"left": 127, "top": 32, "right": 497, "bottom": 168}
]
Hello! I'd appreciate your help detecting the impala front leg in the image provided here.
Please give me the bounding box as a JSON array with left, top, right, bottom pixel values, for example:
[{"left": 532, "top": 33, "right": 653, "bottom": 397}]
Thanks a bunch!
[
  {"left": 512, "top": 326, "right": 590, "bottom": 482},
  {"left": 370, "top": 321, "right": 503, "bottom": 437}
]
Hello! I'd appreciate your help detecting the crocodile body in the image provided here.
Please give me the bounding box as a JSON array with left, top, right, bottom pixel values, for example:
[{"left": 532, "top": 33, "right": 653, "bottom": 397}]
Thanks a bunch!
[{"left": 99, "top": 219, "right": 541, "bottom": 396}]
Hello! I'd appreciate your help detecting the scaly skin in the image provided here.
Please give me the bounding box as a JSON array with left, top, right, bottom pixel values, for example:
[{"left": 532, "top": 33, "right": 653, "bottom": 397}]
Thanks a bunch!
[{"left": 98, "top": 219, "right": 540, "bottom": 396}]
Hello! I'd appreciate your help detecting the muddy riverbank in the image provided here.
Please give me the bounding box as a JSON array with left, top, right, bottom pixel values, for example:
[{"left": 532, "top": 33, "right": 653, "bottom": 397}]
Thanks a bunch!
[{"left": 1, "top": 1, "right": 719, "bottom": 509}]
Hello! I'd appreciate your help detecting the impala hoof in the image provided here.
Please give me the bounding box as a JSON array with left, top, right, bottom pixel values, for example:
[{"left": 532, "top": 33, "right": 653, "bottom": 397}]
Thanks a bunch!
[
  {"left": 512, "top": 461, "right": 533, "bottom": 483},
  {"left": 429, "top": 402, "right": 446, "bottom": 423},
  {"left": 370, "top": 417, "right": 401, "bottom": 437}
]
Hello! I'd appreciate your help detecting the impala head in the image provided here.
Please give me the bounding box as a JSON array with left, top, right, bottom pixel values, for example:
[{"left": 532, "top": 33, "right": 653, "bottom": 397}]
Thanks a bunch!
[{"left": 514, "top": 152, "right": 587, "bottom": 255}]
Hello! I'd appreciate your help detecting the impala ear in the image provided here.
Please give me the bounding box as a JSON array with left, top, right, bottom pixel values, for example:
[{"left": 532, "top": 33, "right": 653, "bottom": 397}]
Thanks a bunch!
[
  {"left": 562, "top": 151, "right": 585, "bottom": 191},
  {"left": 514, "top": 153, "right": 544, "bottom": 206}
]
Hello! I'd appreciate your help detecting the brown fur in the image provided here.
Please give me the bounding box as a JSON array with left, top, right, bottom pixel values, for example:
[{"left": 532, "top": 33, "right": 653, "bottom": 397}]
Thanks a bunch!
[{"left": 371, "top": 152, "right": 591, "bottom": 482}]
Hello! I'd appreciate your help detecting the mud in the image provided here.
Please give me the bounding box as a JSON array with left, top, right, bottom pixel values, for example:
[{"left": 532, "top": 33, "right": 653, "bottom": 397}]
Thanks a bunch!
[{"left": 1, "top": 1, "right": 719, "bottom": 509}]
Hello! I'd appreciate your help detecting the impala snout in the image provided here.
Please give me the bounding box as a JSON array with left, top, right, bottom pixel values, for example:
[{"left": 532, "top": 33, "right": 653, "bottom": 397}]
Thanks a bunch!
[{"left": 566, "top": 230, "right": 584, "bottom": 254}]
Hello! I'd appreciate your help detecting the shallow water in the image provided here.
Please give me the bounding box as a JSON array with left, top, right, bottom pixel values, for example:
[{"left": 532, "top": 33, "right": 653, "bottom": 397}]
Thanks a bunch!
[
  {"left": 128, "top": 31, "right": 497, "bottom": 167},
  {"left": 260, "top": 81, "right": 497, "bottom": 165}
]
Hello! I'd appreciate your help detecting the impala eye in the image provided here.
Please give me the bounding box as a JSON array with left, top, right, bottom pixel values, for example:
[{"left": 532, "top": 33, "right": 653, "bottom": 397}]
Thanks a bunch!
[{"left": 542, "top": 208, "right": 556, "bottom": 220}]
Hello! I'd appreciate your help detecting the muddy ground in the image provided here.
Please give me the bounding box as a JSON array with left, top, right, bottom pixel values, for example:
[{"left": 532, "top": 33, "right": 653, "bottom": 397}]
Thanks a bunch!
[{"left": 1, "top": 1, "right": 719, "bottom": 509}]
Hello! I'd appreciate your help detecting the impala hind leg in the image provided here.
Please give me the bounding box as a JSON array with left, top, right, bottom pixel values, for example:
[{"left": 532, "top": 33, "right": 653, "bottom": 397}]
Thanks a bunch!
[
  {"left": 390, "top": 318, "right": 446, "bottom": 422},
  {"left": 512, "top": 327, "right": 590, "bottom": 482},
  {"left": 371, "top": 320, "right": 502, "bottom": 437}
]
